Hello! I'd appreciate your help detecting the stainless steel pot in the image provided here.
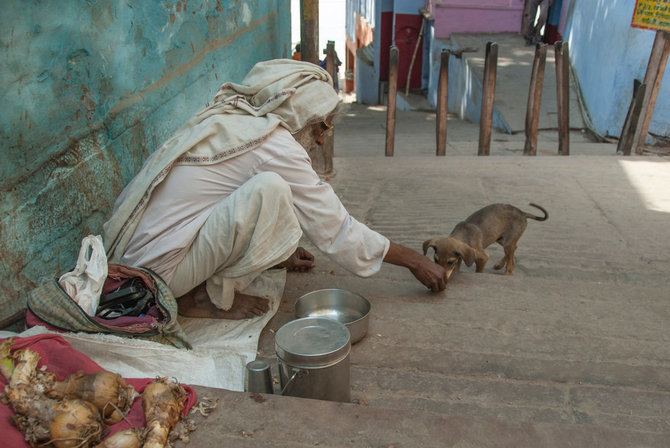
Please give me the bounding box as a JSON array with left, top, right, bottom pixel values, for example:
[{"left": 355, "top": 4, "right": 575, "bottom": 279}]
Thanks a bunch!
[
  {"left": 275, "top": 317, "right": 351, "bottom": 402},
  {"left": 294, "top": 289, "right": 371, "bottom": 344}
]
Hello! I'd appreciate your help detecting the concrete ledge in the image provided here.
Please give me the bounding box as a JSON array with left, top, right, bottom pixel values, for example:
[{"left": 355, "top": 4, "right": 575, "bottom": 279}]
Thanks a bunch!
[{"left": 185, "top": 386, "right": 669, "bottom": 447}]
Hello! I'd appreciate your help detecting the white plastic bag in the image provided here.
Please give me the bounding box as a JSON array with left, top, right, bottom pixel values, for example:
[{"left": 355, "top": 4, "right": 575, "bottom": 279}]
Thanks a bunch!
[{"left": 58, "top": 235, "right": 108, "bottom": 316}]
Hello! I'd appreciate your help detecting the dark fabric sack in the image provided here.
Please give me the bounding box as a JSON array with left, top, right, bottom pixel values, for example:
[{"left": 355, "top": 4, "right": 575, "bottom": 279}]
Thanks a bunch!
[{"left": 26, "top": 264, "right": 191, "bottom": 349}]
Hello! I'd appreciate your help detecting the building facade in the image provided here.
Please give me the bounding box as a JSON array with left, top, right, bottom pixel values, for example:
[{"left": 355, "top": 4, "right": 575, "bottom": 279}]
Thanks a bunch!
[{"left": 346, "top": 0, "right": 669, "bottom": 140}]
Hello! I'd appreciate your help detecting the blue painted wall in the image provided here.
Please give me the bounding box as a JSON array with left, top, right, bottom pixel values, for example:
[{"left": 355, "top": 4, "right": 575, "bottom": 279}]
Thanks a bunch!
[
  {"left": 564, "top": 0, "right": 669, "bottom": 139},
  {"left": 0, "top": 0, "right": 290, "bottom": 321},
  {"left": 426, "top": 37, "right": 510, "bottom": 132}
]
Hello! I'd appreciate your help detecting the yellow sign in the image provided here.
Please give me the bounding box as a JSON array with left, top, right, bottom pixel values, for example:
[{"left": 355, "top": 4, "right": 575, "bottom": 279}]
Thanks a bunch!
[{"left": 632, "top": 0, "right": 670, "bottom": 31}]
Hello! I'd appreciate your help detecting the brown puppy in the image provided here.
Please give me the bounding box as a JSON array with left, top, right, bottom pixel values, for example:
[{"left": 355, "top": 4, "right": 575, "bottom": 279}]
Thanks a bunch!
[{"left": 423, "top": 203, "right": 548, "bottom": 279}]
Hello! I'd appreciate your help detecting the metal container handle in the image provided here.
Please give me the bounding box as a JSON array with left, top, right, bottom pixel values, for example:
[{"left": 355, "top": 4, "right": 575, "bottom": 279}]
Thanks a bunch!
[{"left": 280, "top": 368, "right": 309, "bottom": 395}]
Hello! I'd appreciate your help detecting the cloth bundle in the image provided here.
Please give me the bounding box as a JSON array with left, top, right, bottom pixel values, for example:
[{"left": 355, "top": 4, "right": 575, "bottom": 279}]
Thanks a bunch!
[{"left": 27, "top": 263, "right": 190, "bottom": 349}]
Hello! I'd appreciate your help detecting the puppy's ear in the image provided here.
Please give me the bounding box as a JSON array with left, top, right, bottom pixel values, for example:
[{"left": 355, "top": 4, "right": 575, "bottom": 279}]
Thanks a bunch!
[
  {"left": 422, "top": 239, "right": 437, "bottom": 256},
  {"left": 455, "top": 243, "right": 476, "bottom": 267}
]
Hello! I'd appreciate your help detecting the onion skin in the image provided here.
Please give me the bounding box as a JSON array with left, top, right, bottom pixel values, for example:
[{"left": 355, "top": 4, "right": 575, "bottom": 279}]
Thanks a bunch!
[
  {"left": 49, "top": 371, "right": 138, "bottom": 425},
  {"left": 8, "top": 393, "right": 60, "bottom": 445},
  {"left": 141, "top": 378, "right": 186, "bottom": 448}
]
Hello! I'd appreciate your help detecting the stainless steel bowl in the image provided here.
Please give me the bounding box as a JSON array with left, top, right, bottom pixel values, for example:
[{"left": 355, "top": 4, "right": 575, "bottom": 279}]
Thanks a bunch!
[{"left": 294, "top": 289, "right": 371, "bottom": 344}]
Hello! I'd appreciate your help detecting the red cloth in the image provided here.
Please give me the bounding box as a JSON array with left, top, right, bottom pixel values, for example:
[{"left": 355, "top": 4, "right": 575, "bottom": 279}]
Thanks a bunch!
[{"left": 0, "top": 334, "right": 197, "bottom": 447}]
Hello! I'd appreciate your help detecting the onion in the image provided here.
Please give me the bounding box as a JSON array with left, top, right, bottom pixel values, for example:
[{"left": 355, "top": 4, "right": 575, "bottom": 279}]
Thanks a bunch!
[
  {"left": 49, "top": 399, "right": 103, "bottom": 448},
  {"left": 141, "top": 377, "right": 187, "bottom": 448},
  {"left": 8, "top": 393, "right": 102, "bottom": 447},
  {"left": 7, "top": 348, "right": 40, "bottom": 389},
  {"left": 94, "top": 428, "right": 144, "bottom": 448},
  {"left": 49, "top": 371, "right": 138, "bottom": 425}
]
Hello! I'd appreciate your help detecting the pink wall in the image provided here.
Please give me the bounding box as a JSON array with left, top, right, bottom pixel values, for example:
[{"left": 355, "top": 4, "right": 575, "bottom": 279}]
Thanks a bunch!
[{"left": 432, "top": 0, "right": 525, "bottom": 38}]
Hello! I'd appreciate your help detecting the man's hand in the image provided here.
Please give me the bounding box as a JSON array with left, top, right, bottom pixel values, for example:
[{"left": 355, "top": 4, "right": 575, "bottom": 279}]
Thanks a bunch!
[
  {"left": 408, "top": 255, "right": 448, "bottom": 292},
  {"left": 384, "top": 241, "right": 447, "bottom": 292},
  {"left": 276, "top": 246, "right": 316, "bottom": 272}
]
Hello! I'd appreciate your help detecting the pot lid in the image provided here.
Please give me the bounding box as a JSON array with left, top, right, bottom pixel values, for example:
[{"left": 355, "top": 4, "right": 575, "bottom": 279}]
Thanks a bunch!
[{"left": 275, "top": 317, "right": 351, "bottom": 368}]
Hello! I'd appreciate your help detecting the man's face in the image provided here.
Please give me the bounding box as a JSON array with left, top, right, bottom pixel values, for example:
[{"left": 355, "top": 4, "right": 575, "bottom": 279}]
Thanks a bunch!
[{"left": 293, "top": 120, "right": 333, "bottom": 149}]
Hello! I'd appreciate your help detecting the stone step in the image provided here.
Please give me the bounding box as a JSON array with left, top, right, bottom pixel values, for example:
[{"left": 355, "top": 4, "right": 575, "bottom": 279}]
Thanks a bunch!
[{"left": 185, "top": 386, "right": 669, "bottom": 447}]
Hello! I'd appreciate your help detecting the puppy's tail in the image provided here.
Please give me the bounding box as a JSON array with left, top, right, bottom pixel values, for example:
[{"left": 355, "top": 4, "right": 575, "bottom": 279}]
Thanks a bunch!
[{"left": 527, "top": 203, "right": 548, "bottom": 221}]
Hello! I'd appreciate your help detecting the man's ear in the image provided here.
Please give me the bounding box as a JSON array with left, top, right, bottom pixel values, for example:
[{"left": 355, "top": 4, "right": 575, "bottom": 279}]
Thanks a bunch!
[{"left": 313, "top": 124, "right": 325, "bottom": 146}]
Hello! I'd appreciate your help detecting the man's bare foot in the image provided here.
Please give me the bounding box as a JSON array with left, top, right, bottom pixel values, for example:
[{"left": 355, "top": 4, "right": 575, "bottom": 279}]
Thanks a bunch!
[
  {"left": 275, "top": 247, "right": 315, "bottom": 272},
  {"left": 177, "top": 284, "right": 269, "bottom": 319}
]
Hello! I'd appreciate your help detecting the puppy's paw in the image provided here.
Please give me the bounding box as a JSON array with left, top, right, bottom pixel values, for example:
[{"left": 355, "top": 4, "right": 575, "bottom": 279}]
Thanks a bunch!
[{"left": 493, "top": 260, "right": 506, "bottom": 270}]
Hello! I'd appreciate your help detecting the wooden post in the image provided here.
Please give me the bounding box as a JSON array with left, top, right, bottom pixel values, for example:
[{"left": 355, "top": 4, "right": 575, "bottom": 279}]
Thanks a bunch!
[
  {"left": 555, "top": 41, "right": 570, "bottom": 155},
  {"left": 386, "top": 46, "right": 399, "bottom": 157},
  {"left": 436, "top": 49, "right": 449, "bottom": 156},
  {"left": 300, "top": 0, "right": 328, "bottom": 172},
  {"left": 521, "top": 0, "right": 533, "bottom": 36},
  {"left": 325, "top": 41, "right": 336, "bottom": 82},
  {"left": 633, "top": 30, "right": 670, "bottom": 155},
  {"left": 478, "top": 41, "right": 498, "bottom": 156},
  {"left": 300, "top": 0, "right": 319, "bottom": 64},
  {"left": 322, "top": 131, "right": 334, "bottom": 174},
  {"left": 321, "top": 40, "right": 336, "bottom": 174},
  {"left": 524, "top": 43, "right": 547, "bottom": 156},
  {"left": 617, "top": 80, "right": 647, "bottom": 156}
]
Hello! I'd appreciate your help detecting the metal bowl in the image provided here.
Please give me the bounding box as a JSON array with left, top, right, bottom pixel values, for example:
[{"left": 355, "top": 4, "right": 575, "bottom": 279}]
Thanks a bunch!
[{"left": 294, "top": 289, "right": 371, "bottom": 344}]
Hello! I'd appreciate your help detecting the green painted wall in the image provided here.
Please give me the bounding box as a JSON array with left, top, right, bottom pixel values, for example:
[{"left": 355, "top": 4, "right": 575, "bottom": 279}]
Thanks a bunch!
[{"left": 0, "top": 0, "right": 291, "bottom": 322}]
